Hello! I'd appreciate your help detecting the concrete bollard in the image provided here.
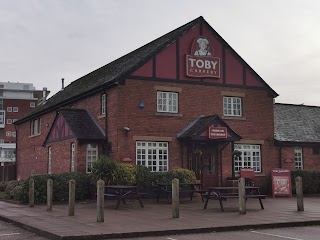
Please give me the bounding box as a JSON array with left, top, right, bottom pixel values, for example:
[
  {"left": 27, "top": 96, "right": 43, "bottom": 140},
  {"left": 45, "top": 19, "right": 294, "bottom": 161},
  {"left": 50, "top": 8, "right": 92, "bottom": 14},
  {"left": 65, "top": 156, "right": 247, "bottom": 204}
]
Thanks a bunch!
[
  {"left": 47, "top": 179, "right": 53, "bottom": 211},
  {"left": 97, "top": 180, "right": 105, "bottom": 223},
  {"left": 238, "top": 177, "right": 246, "bottom": 214},
  {"left": 295, "top": 176, "right": 304, "bottom": 211},
  {"left": 29, "top": 178, "right": 34, "bottom": 207},
  {"left": 172, "top": 178, "right": 179, "bottom": 218},
  {"left": 68, "top": 179, "right": 76, "bottom": 216}
]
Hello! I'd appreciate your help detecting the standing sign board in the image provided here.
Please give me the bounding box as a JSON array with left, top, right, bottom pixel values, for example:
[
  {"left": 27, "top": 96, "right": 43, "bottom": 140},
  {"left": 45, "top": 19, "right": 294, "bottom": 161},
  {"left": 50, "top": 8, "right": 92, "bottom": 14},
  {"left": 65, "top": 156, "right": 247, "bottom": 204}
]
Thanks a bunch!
[{"left": 271, "top": 168, "right": 292, "bottom": 197}]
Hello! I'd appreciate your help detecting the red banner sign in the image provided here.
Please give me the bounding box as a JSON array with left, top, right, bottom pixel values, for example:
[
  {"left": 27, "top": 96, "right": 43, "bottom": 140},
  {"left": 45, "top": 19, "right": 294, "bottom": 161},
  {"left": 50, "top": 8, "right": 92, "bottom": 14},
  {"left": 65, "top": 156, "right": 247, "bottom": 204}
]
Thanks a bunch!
[
  {"left": 271, "top": 168, "right": 292, "bottom": 197},
  {"left": 209, "top": 127, "right": 227, "bottom": 139},
  {"left": 186, "top": 36, "right": 220, "bottom": 78}
]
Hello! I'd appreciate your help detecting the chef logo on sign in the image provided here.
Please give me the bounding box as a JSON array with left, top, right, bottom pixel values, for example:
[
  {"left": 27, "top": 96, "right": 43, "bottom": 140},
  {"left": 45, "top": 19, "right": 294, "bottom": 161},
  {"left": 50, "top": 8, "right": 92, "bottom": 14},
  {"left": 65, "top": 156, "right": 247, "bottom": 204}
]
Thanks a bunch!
[{"left": 186, "top": 36, "right": 220, "bottom": 78}]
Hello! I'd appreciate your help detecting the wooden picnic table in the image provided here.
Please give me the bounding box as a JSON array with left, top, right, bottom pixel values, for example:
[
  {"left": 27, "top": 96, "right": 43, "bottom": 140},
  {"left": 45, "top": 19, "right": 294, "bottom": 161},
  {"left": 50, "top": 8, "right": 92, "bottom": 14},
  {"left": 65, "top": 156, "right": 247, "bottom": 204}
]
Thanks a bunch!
[
  {"left": 203, "top": 186, "right": 266, "bottom": 211},
  {"left": 105, "top": 185, "right": 144, "bottom": 209}
]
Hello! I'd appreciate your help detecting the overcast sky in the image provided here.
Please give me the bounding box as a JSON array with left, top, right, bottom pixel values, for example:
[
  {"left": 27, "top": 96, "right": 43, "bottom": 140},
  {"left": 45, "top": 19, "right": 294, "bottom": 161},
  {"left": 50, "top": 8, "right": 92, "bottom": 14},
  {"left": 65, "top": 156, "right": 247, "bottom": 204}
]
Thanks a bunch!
[{"left": 1, "top": 0, "right": 319, "bottom": 105}]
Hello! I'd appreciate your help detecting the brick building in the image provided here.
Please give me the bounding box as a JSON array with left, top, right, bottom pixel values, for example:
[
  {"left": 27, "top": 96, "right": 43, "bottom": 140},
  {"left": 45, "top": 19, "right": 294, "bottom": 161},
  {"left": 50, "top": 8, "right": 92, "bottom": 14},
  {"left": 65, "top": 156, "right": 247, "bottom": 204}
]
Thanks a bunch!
[
  {"left": 274, "top": 103, "right": 320, "bottom": 171},
  {"left": 15, "top": 16, "right": 279, "bottom": 188},
  {"left": 0, "top": 82, "right": 49, "bottom": 180}
]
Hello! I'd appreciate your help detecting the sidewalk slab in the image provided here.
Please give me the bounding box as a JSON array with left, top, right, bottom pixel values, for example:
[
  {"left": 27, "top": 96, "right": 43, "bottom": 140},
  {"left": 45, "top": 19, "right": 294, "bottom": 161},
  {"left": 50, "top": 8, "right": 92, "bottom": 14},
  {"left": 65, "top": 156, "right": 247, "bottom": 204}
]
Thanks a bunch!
[{"left": 0, "top": 196, "right": 320, "bottom": 240}]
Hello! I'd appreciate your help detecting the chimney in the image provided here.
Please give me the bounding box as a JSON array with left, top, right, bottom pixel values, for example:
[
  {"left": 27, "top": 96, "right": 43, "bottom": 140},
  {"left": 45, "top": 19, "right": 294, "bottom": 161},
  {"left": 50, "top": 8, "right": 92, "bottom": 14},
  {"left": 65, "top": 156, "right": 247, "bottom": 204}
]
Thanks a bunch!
[
  {"left": 43, "top": 87, "right": 47, "bottom": 101},
  {"left": 61, "top": 78, "right": 64, "bottom": 90}
]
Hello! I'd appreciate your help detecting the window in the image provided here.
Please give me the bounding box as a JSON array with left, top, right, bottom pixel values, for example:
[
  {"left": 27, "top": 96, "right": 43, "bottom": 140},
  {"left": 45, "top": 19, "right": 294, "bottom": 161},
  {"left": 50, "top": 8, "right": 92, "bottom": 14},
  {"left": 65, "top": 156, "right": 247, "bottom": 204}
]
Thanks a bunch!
[
  {"left": 101, "top": 94, "right": 106, "bottom": 115},
  {"left": 157, "top": 91, "right": 178, "bottom": 113},
  {"left": 4, "top": 149, "right": 14, "bottom": 158},
  {"left": 7, "top": 107, "right": 12, "bottom": 112},
  {"left": 12, "top": 131, "right": 16, "bottom": 137},
  {"left": 71, "top": 143, "right": 75, "bottom": 172},
  {"left": 6, "top": 131, "right": 11, "bottom": 137},
  {"left": 295, "top": 147, "right": 303, "bottom": 170},
  {"left": 30, "top": 118, "right": 41, "bottom": 135},
  {"left": 234, "top": 144, "right": 261, "bottom": 172},
  {"left": 13, "top": 107, "right": 18, "bottom": 112},
  {"left": 136, "top": 141, "right": 168, "bottom": 172},
  {"left": 86, "top": 144, "right": 98, "bottom": 173},
  {"left": 0, "top": 111, "right": 5, "bottom": 125},
  {"left": 48, "top": 147, "right": 52, "bottom": 174},
  {"left": 7, "top": 119, "right": 12, "bottom": 124},
  {"left": 223, "top": 97, "right": 242, "bottom": 117},
  {"left": 30, "top": 102, "right": 35, "bottom": 108}
]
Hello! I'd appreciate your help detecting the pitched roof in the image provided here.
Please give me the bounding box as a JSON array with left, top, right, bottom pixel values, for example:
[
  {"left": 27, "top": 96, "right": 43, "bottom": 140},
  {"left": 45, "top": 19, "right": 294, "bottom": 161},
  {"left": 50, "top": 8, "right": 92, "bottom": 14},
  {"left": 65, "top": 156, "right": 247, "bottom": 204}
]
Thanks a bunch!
[
  {"left": 44, "top": 109, "right": 105, "bottom": 145},
  {"left": 274, "top": 103, "right": 320, "bottom": 143},
  {"left": 16, "top": 16, "right": 278, "bottom": 124},
  {"left": 177, "top": 115, "right": 241, "bottom": 141}
]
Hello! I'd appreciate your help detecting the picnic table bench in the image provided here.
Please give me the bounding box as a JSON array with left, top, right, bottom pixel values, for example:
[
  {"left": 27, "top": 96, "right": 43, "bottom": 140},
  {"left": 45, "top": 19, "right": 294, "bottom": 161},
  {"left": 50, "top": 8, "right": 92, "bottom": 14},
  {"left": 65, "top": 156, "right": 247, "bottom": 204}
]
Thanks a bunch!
[
  {"left": 203, "top": 186, "right": 266, "bottom": 211},
  {"left": 156, "top": 183, "right": 204, "bottom": 203},
  {"left": 105, "top": 185, "right": 144, "bottom": 209}
]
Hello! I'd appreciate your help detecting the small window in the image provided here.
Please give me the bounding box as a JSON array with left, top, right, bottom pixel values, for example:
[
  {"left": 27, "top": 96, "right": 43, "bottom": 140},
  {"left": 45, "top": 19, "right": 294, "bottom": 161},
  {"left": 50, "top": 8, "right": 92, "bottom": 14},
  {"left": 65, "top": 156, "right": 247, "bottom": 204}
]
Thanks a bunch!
[
  {"left": 295, "top": 147, "right": 303, "bottom": 170},
  {"left": 30, "top": 102, "right": 35, "bottom": 108},
  {"left": 6, "top": 131, "right": 11, "bottom": 137},
  {"left": 30, "top": 118, "right": 41, "bottom": 135},
  {"left": 86, "top": 144, "right": 98, "bottom": 173},
  {"left": 12, "top": 131, "right": 16, "bottom": 137},
  {"left": 7, "top": 107, "right": 12, "bottom": 112},
  {"left": 157, "top": 91, "right": 178, "bottom": 113},
  {"left": 101, "top": 94, "right": 106, "bottom": 115},
  {"left": 223, "top": 97, "right": 242, "bottom": 117},
  {"left": 13, "top": 107, "right": 18, "bottom": 112},
  {"left": 7, "top": 119, "right": 12, "bottom": 124}
]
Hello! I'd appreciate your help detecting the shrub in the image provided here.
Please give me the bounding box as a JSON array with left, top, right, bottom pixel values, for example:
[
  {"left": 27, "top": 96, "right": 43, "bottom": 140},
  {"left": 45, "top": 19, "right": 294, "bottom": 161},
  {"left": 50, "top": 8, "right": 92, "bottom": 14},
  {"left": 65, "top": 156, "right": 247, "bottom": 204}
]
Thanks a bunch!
[
  {"left": 114, "top": 163, "right": 136, "bottom": 185},
  {"left": 5, "top": 180, "right": 21, "bottom": 199},
  {"left": 13, "top": 172, "right": 93, "bottom": 203},
  {"left": 91, "top": 155, "right": 118, "bottom": 184},
  {"left": 291, "top": 170, "right": 320, "bottom": 194},
  {"left": 0, "top": 181, "right": 8, "bottom": 192}
]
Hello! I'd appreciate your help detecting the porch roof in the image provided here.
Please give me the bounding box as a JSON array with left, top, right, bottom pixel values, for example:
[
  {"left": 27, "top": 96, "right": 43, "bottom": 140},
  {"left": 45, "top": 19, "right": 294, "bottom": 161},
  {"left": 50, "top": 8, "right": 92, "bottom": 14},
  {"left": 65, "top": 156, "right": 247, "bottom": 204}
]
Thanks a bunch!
[{"left": 177, "top": 115, "right": 242, "bottom": 141}]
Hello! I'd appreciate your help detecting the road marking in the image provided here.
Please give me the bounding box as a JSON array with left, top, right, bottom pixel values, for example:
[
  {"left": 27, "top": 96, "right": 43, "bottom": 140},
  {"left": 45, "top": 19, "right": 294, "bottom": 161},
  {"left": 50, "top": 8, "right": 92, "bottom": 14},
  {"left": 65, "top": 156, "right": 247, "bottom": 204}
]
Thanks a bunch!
[
  {"left": 166, "top": 238, "right": 177, "bottom": 240},
  {"left": 0, "top": 232, "right": 21, "bottom": 236},
  {"left": 251, "top": 231, "right": 303, "bottom": 240}
]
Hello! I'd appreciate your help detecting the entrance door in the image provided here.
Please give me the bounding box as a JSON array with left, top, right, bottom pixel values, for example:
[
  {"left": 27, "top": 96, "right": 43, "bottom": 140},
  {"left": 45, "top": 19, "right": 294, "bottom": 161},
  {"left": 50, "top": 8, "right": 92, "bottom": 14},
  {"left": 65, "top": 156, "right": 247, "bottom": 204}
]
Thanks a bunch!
[{"left": 191, "top": 143, "right": 218, "bottom": 189}]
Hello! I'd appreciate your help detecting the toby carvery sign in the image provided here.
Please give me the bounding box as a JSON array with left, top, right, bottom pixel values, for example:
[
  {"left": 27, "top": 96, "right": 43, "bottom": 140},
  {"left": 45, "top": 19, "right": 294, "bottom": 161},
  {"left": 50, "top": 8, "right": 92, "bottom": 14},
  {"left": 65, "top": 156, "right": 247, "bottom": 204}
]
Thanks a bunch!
[{"left": 186, "top": 37, "right": 220, "bottom": 78}]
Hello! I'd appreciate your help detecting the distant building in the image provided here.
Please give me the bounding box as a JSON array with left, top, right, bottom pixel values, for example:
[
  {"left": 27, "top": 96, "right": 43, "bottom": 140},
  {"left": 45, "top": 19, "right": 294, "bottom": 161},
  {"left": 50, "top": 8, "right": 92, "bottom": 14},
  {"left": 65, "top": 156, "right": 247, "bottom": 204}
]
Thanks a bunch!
[{"left": 0, "top": 82, "right": 49, "bottom": 180}]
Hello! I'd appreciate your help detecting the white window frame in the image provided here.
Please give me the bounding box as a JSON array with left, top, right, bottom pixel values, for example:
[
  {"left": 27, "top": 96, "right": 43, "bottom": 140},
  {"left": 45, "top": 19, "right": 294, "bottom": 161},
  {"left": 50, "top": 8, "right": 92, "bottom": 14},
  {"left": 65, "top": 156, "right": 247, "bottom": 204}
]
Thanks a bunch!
[
  {"left": 11, "top": 131, "right": 16, "bottom": 137},
  {"left": 295, "top": 147, "right": 303, "bottom": 170},
  {"left": 86, "top": 144, "right": 98, "bottom": 173},
  {"left": 48, "top": 147, "right": 52, "bottom": 174},
  {"left": 30, "top": 118, "right": 41, "bottom": 135},
  {"left": 71, "top": 143, "right": 75, "bottom": 172},
  {"left": 136, "top": 141, "right": 168, "bottom": 172},
  {"left": 234, "top": 144, "right": 261, "bottom": 173},
  {"left": 0, "top": 111, "right": 5, "bottom": 125},
  {"left": 13, "top": 107, "right": 18, "bottom": 112},
  {"left": 6, "top": 131, "right": 11, "bottom": 137},
  {"left": 7, "top": 119, "right": 12, "bottom": 124},
  {"left": 7, "top": 107, "right": 12, "bottom": 112},
  {"left": 223, "top": 96, "right": 242, "bottom": 117},
  {"left": 30, "top": 102, "right": 36, "bottom": 108},
  {"left": 157, "top": 91, "right": 178, "bottom": 113},
  {"left": 4, "top": 149, "right": 14, "bottom": 158},
  {"left": 101, "top": 94, "right": 106, "bottom": 115}
]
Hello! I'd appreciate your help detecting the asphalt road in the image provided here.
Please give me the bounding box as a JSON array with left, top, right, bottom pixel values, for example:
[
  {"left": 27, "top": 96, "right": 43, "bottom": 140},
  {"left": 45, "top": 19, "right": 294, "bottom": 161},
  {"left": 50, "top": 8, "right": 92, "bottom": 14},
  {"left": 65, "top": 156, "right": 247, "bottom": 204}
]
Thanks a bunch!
[
  {"left": 108, "top": 226, "right": 320, "bottom": 240},
  {"left": 0, "top": 220, "right": 49, "bottom": 240}
]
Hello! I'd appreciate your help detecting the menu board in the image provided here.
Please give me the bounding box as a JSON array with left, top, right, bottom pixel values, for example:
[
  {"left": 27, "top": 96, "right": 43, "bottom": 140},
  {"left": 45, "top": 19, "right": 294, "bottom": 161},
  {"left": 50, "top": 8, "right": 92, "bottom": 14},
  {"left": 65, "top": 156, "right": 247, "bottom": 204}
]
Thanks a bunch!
[{"left": 271, "top": 168, "right": 292, "bottom": 197}]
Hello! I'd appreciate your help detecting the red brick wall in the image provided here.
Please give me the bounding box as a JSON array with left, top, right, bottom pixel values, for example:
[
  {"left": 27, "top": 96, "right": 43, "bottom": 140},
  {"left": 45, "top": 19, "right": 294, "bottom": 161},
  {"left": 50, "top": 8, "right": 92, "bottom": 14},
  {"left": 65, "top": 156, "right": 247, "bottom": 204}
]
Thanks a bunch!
[{"left": 16, "top": 80, "right": 276, "bottom": 181}]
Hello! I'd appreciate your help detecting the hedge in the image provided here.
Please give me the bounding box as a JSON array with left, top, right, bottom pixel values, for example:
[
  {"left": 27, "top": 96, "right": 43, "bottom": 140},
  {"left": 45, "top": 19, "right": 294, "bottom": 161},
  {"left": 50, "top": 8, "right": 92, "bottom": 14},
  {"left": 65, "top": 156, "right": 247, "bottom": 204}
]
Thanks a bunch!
[{"left": 291, "top": 170, "right": 320, "bottom": 194}]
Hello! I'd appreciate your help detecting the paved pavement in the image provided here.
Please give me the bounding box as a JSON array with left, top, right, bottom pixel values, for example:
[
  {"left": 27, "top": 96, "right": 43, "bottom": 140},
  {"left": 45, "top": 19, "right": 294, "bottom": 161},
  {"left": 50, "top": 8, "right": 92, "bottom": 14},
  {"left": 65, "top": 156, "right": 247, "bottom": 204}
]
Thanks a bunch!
[{"left": 0, "top": 196, "right": 320, "bottom": 240}]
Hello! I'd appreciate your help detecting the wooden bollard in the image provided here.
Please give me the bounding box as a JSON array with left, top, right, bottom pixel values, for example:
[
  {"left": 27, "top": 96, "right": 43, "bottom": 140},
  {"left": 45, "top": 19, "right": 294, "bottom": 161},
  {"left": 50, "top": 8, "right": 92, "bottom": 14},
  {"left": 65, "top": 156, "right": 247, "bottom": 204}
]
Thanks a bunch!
[
  {"left": 172, "top": 178, "right": 179, "bottom": 218},
  {"left": 238, "top": 177, "right": 246, "bottom": 214},
  {"left": 295, "top": 176, "right": 304, "bottom": 211},
  {"left": 68, "top": 179, "right": 76, "bottom": 216},
  {"left": 29, "top": 178, "right": 34, "bottom": 207},
  {"left": 47, "top": 179, "right": 53, "bottom": 211},
  {"left": 97, "top": 180, "right": 105, "bottom": 223}
]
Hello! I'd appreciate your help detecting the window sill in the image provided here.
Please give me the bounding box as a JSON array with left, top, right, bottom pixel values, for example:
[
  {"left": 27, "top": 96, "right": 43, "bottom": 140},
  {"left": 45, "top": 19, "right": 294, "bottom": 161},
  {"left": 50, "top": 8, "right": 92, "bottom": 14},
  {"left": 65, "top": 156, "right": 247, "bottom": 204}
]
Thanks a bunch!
[
  {"left": 154, "top": 112, "right": 182, "bottom": 117},
  {"left": 29, "top": 133, "right": 41, "bottom": 138},
  {"left": 98, "top": 114, "right": 106, "bottom": 119},
  {"left": 222, "top": 116, "right": 246, "bottom": 121}
]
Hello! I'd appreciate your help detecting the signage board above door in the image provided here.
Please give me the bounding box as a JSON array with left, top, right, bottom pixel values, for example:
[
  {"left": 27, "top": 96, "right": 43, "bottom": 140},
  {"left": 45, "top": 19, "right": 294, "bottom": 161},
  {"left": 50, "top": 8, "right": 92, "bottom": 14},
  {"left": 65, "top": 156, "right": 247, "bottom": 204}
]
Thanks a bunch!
[{"left": 208, "top": 127, "right": 227, "bottom": 139}]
